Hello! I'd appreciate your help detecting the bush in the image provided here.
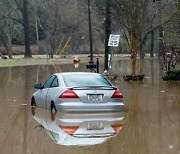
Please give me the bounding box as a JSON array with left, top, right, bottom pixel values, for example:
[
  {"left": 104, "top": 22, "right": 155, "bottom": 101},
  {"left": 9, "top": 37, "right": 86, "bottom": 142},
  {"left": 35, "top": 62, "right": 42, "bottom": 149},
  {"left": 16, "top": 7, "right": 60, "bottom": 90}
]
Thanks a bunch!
[
  {"left": 123, "top": 74, "right": 145, "bottom": 81},
  {"left": 162, "top": 70, "right": 180, "bottom": 80}
]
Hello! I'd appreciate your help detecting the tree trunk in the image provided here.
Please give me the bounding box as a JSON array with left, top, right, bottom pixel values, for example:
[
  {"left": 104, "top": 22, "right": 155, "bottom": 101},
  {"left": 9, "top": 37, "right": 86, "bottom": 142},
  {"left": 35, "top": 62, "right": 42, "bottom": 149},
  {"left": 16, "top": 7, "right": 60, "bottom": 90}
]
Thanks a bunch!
[
  {"left": 130, "top": 28, "right": 138, "bottom": 75},
  {"left": 158, "top": 0, "right": 164, "bottom": 51},
  {"left": 0, "top": 33, "right": 12, "bottom": 59},
  {"left": 0, "top": 52, "right": 6, "bottom": 59},
  {"left": 23, "top": 0, "right": 32, "bottom": 57},
  {"left": 179, "top": 7, "right": 180, "bottom": 42},
  {"left": 150, "top": 29, "right": 154, "bottom": 58},
  {"left": 5, "top": 35, "right": 12, "bottom": 59},
  {"left": 139, "top": 43, "right": 144, "bottom": 59},
  {"left": 5, "top": 43, "right": 12, "bottom": 59}
]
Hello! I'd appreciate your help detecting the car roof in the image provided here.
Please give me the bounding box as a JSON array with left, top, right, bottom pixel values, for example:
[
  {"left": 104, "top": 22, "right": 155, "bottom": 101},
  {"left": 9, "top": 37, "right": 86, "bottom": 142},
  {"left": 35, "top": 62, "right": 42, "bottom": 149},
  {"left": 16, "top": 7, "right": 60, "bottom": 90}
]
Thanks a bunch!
[{"left": 54, "top": 72, "right": 101, "bottom": 76}]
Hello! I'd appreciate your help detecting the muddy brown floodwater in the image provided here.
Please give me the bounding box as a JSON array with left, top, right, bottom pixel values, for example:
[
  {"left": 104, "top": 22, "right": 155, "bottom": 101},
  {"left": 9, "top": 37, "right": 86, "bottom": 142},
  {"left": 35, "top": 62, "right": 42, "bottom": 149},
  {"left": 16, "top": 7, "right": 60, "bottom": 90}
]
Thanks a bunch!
[{"left": 0, "top": 59, "right": 179, "bottom": 154}]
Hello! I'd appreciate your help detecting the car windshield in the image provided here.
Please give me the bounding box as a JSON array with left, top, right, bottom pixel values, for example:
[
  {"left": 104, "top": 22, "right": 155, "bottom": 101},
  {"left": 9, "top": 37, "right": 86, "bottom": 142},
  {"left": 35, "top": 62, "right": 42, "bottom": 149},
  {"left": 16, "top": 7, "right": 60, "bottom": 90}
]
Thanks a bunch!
[{"left": 63, "top": 74, "right": 112, "bottom": 87}]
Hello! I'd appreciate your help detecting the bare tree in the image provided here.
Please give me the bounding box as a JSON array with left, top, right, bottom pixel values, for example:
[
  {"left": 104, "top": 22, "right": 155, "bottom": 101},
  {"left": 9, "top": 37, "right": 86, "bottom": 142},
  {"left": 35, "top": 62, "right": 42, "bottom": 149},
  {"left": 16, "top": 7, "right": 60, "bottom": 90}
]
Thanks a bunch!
[
  {"left": 158, "top": 0, "right": 180, "bottom": 73},
  {"left": 111, "top": 0, "right": 149, "bottom": 75},
  {"left": 0, "top": 0, "right": 19, "bottom": 59},
  {"left": 159, "top": 42, "right": 179, "bottom": 72},
  {"left": 30, "top": 0, "right": 86, "bottom": 57},
  {"left": 0, "top": 26, "right": 13, "bottom": 58}
]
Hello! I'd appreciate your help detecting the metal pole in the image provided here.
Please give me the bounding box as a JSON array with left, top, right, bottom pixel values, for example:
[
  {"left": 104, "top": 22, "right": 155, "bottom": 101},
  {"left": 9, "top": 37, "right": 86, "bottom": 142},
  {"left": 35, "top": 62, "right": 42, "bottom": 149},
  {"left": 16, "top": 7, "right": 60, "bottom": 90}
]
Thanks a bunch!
[
  {"left": 88, "top": 0, "right": 93, "bottom": 63},
  {"left": 96, "top": 58, "right": 99, "bottom": 73},
  {"left": 158, "top": 0, "right": 164, "bottom": 50},
  {"left": 104, "top": 0, "right": 111, "bottom": 71}
]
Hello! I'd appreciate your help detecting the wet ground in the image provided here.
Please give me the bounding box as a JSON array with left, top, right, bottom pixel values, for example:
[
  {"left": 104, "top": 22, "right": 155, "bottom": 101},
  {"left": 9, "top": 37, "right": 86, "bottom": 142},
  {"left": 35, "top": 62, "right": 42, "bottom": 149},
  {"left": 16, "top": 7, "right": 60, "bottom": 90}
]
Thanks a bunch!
[{"left": 0, "top": 59, "right": 179, "bottom": 154}]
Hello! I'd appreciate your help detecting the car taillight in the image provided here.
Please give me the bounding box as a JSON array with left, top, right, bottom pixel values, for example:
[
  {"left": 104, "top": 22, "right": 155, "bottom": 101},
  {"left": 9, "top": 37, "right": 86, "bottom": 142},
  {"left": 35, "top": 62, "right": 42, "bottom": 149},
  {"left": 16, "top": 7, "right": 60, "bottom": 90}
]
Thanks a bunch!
[
  {"left": 59, "top": 126, "right": 79, "bottom": 135},
  {"left": 59, "top": 89, "right": 79, "bottom": 99},
  {"left": 111, "top": 89, "right": 123, "bottom": 99},
  {"left": 112, "top": 124, "right": 123, "bottom": 133}
]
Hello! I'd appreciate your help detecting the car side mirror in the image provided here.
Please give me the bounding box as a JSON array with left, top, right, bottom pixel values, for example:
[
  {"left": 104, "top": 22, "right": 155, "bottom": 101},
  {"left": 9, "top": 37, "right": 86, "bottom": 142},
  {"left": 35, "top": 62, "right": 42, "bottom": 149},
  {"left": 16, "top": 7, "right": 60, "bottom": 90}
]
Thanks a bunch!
[
  {"left": 34, "top": 83, "right": 43, "bottom": 89},
  {"left": 34, "top": 125, "right": 44, "bottom": 131}
]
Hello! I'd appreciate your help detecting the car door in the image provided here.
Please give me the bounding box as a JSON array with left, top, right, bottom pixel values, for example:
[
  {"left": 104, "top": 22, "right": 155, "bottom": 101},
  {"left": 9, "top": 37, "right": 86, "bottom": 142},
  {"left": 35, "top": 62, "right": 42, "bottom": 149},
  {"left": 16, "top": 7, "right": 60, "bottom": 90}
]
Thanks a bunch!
[
  {"left": 46, "top": 76, "right": 60, "bottom": 110},
  {"left": 35, "top": 75, "right": 56, "bottom": 108}
]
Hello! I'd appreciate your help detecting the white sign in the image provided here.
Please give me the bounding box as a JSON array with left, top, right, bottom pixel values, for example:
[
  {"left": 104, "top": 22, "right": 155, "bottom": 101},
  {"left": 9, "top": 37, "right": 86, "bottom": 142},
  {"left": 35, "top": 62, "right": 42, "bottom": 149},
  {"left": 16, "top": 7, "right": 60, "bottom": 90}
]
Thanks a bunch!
[
  {"left": 108, "top": 54, "right": 112, "bottom": 69},
  {"left": 108, "top": 34, "right": 120, "bottom": 47}
]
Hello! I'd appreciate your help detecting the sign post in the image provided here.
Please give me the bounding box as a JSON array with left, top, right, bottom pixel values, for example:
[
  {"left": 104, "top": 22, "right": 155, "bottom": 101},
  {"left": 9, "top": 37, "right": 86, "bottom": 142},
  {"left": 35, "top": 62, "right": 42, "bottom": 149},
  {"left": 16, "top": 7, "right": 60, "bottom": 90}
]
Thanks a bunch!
[{"left": 104, "top": 34, "right": 120, "bottom": 75}]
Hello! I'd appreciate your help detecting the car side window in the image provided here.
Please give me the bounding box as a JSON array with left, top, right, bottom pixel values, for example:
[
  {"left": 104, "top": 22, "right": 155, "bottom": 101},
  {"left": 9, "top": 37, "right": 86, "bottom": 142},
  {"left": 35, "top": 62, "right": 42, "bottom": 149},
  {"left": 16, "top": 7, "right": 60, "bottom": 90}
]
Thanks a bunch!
[
  {"left": 43, "top": 76, "right": 55, "bottom": 89},
  {"left": 50, "top": 77, "right": 59, "bottom": 88}
]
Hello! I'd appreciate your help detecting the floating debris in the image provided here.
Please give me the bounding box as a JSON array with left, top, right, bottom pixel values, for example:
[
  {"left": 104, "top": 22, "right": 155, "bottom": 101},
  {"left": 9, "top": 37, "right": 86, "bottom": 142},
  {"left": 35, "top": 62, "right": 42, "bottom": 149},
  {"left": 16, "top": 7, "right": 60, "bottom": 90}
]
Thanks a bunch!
[{"left": 21, "top": 104, "right": 28, "bottom": 106}]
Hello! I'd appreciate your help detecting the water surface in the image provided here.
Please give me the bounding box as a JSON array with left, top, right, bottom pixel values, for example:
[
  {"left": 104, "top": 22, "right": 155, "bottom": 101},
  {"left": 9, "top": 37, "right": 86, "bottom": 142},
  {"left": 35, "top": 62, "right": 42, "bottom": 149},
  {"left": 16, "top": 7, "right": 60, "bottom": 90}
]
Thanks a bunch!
[{"left": 0, "top": 59, "right": 179, "bottom": 154}]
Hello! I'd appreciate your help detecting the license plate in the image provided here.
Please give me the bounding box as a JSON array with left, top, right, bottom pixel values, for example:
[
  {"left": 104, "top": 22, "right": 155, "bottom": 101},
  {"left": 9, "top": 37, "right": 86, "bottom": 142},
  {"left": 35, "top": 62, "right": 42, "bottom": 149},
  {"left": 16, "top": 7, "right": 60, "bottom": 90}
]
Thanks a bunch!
[
  {"left": 87, "top": 94, "right": 103, "bottom": 101},
  {"left": 87, "top": 122, "right": 104, "bottom": 130}
]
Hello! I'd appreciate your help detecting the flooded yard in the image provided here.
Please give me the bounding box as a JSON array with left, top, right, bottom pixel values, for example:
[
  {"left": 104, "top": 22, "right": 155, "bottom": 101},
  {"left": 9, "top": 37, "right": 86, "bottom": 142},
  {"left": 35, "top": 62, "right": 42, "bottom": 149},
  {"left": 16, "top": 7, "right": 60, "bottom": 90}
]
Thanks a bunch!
[{"left": 0, "top": 59, "right": 179, "bottom": 154}]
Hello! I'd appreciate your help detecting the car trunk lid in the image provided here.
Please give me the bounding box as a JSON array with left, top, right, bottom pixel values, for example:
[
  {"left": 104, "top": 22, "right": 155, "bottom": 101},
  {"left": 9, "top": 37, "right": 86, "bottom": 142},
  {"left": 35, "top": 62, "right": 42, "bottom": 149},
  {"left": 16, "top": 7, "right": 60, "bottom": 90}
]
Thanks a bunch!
[{"left": 70, "top": 86, "right": 116, "bottom": 103}]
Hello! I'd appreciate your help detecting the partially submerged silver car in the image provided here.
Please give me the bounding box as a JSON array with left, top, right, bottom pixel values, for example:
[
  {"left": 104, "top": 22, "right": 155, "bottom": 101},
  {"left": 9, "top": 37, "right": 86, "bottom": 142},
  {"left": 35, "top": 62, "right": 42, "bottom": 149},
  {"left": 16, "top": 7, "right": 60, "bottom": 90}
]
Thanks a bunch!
[{"left": 31, "top": 72, "right": 125, "bottom": 112}]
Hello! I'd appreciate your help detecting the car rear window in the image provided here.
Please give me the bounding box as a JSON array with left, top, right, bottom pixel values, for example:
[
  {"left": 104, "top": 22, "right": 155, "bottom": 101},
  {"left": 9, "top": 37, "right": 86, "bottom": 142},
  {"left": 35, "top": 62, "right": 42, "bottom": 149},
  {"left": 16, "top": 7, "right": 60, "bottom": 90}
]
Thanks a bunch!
[{"left": 63, "top": 74, "right": 111, "bottom": 87}]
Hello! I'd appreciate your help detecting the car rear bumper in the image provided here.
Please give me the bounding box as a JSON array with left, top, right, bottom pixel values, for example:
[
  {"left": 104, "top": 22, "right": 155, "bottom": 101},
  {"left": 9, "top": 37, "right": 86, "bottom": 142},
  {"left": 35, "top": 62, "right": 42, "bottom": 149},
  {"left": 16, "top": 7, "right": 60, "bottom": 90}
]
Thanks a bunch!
[{"left": 55, "top": 102, "right": 125, "bottom": 112}]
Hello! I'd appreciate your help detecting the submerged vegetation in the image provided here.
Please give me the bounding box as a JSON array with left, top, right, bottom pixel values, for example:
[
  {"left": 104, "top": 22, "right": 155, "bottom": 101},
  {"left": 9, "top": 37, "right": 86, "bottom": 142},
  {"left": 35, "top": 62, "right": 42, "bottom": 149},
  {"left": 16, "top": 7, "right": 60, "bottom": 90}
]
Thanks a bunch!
[
  {"left": 162, "top": 70, "right": 180, "bottom": 80},
  {"left": 123, "top": 74, "right": 145, "bottom": 81}
]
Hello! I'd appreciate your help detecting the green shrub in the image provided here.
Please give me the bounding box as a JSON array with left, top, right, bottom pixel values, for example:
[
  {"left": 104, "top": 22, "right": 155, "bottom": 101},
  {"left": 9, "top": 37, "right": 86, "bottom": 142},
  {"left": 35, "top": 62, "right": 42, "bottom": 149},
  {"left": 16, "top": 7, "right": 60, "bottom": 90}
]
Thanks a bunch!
[
  {"left": 123, "top": 74, "right": 145, "bottom": 81},
  {"left": 163, "top": 70, "right": 180, "bottom": 80}
]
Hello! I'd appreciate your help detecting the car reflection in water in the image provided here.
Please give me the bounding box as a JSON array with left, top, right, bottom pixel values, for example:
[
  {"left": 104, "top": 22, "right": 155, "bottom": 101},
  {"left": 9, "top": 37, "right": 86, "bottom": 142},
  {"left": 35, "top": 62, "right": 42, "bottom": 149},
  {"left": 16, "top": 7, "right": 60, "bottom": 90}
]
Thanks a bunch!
[{"left": 31, "top": 107, "right": 125, "bottom": 146}]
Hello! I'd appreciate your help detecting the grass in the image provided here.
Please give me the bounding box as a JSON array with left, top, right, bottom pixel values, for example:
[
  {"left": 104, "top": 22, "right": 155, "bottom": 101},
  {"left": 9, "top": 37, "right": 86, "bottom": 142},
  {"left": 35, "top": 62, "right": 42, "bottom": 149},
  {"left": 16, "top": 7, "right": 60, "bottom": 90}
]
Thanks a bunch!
[
  {"left": 0, "top": 55, "right": 91, "bottom": 67},
  {"left": 0, "top": 58, "right": 55, "bottom": 67}
]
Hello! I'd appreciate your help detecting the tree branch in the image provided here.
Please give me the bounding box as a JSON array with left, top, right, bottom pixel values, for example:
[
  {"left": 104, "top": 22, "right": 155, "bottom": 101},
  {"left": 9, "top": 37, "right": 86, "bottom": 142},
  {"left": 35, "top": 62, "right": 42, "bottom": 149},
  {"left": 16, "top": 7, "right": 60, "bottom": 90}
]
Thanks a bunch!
[{"left": 3, "top": 16, "right": 24, "bottom": 26}]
